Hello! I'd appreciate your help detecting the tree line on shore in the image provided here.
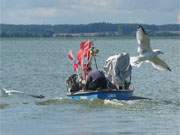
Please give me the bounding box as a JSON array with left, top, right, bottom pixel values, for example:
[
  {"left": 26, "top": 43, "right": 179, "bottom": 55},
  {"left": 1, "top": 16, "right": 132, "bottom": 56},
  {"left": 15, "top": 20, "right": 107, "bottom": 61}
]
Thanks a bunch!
[{"left": 0, "top": 23, "right": 179, "bottom": 37}]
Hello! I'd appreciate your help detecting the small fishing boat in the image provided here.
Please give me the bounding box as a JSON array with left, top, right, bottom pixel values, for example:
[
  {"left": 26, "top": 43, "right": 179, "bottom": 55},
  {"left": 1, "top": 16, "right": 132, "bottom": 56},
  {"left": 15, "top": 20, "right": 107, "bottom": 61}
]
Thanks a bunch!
[
  {"left": 66, "top": 40, "right": 135, "bottom": 101},
  {"left": 67, "top": 89, "right": 134, "bottom": 100}
]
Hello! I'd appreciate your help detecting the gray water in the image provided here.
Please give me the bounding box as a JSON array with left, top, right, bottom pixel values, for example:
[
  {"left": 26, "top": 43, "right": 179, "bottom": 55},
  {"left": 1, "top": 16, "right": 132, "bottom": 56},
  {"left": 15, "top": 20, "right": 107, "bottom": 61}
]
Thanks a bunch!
[{"left": 0, "top": 37, "right": 180, "bottom": 135}]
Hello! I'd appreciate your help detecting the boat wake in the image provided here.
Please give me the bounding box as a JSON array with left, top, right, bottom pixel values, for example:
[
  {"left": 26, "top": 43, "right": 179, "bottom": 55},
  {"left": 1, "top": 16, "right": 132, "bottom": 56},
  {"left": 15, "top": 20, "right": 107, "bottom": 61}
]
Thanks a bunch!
[
  {"left": 35, "top": 97, "right": 144, "bottom": 108},
  {"left": 35, "top": 97, "right": 74, "bottom": 106},
  {"left": 104, "top": 99, "right": 139, "bottom": 106}
]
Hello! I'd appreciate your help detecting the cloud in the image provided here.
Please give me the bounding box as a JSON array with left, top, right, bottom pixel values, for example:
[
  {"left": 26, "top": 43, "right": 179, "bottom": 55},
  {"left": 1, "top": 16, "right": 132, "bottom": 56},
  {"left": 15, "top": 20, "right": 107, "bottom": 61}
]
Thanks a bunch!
[
  {"left": 177, "top": 12, "right": 180, "bottom": 23},
  {"left": 1, "top": 0, "right": 179, "bottom": 24},
  {"left": 30, "top": 7, "right": 58, "bottom": 18}
]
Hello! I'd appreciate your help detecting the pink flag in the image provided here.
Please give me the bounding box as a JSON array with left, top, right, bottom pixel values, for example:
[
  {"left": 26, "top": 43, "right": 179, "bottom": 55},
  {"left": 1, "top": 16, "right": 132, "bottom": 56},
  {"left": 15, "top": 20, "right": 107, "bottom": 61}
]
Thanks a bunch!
[
  {"left": 67, "top": 50, "right": 78, "bottom": 72},
  {"left": 67, "top": 50, "right": 74, "bottom": 61}
]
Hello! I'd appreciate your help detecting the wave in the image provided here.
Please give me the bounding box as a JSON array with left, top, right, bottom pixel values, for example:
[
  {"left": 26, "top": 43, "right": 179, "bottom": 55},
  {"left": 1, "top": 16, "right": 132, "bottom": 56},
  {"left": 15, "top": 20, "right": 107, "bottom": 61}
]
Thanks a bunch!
[
  {"left": 0, "top": 103, "right": 10, "bottom": 109},
  {"left": 35, "top": 97, "right": 144, "bottom": 109}
]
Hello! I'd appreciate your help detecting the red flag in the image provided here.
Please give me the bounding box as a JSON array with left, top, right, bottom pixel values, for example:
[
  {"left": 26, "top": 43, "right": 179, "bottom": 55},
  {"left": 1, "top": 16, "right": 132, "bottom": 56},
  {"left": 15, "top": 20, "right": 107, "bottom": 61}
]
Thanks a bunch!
[
  {"left": 77, "top": 40, "right": 93, "bottom": 65},
  {"left": 73, "top": 63, "right": 78, "bottom": 72},
  {"left": 77, "top": 40, "right": 93, "bottom": 79},
  {"left": 67, "top": 40, "right": 93, "bottom": 74}
]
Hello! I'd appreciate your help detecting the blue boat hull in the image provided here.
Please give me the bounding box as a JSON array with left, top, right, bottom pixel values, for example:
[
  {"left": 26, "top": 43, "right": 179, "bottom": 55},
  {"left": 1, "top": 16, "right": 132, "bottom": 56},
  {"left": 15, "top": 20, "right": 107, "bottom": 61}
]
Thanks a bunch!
[{"left": 67, "top": 90, "right": 134, "bottom": 100}]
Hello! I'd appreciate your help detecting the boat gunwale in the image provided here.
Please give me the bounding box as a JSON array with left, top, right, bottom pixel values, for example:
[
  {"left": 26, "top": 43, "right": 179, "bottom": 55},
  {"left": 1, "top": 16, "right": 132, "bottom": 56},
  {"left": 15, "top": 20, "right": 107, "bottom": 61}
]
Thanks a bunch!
[{"left": 67, "top": 89, "right": 134, "bottom": 96}]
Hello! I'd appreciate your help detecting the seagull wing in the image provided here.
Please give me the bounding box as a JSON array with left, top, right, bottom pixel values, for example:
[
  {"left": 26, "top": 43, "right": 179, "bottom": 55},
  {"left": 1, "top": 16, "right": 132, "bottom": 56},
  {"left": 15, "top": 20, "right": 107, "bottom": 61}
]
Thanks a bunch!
[
  {"left": 9, "top": 90, "right": 24, "bottom": 94},
  {"left": 149, "top": 56, "right": 171, "bottom": 71},
  {"left": 136, "top": 31, "right": 152, "bottom": 54},
  {"left": 130, "top": 56, "right": 143, "bottom": 67}
]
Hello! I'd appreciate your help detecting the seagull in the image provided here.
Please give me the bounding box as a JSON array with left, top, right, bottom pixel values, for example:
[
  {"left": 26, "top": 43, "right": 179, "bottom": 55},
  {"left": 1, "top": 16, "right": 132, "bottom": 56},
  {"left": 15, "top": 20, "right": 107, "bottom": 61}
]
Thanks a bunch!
[
  {"left": 130, "top": 25, "right": 171, "bottom": 71},
  {"left": 0, "top": 88, "right": 45, "bottom": 98},
  {"left": 0, "top": 88, "right": 24, "bottom": 96}
]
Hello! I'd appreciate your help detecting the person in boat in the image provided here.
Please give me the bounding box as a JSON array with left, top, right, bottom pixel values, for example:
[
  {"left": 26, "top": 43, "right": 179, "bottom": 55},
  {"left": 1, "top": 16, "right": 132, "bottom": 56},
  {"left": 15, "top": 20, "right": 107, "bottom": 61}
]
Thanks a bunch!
[
  {"left": 67, "top": 40, "right": 101, "bottom": 92},
  {"left": 78, "top": 42, "right": 100, "bottom": 89},
  {"left": 78, "top": 64, "right": 92, "bottom": 90},
  {"left": 85, "top": 69, "right": 107, "bottom": 90}
]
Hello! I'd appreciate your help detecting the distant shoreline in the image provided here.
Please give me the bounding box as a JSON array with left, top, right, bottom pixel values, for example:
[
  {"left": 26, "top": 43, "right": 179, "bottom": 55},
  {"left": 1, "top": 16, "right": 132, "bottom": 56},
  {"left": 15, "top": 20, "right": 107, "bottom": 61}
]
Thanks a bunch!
[
  {"left": 1, "top": 35, "right": 179, "bottom": 39},
  {"left": 1, "top": 23, "right": 180, "bottom": 37}
]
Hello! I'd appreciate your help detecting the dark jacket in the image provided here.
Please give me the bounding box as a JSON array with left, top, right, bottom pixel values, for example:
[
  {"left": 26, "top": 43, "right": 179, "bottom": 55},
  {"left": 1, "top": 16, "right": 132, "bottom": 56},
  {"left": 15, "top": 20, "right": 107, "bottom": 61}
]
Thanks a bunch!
[{"left": 85, "top": 70, "right": 107, "bottom": 90}]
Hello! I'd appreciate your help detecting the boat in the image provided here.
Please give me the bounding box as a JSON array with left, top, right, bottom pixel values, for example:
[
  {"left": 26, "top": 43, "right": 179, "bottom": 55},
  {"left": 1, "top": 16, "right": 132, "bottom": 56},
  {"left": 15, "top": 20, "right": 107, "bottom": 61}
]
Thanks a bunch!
[
  {"left": 67, "top": 89, "right": 134, "bottom": 100},
  {"left": 66, "top": 40, "right": 135, "bottom": 101}
]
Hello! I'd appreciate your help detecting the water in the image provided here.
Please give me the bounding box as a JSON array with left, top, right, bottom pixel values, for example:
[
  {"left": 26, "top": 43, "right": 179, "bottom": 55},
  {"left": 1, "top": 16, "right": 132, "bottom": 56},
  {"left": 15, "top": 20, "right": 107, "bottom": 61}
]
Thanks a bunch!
[{"left": 0, "top": 37, "right": 180, "bottom": 135}]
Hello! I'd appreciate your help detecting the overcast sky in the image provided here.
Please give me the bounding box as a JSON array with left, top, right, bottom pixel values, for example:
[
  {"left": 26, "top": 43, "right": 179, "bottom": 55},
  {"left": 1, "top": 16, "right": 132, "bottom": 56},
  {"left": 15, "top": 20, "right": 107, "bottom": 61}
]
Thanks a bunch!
[{"left": 1, "top": 0, "right": 180, "bottom": 24}]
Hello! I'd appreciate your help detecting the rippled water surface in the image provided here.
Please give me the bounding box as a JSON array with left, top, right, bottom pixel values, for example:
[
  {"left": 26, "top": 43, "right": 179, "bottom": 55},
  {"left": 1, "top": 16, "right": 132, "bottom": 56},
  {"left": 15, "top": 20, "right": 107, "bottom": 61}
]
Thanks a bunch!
[{"left": 0, "top": 37, "right": 180, "bottom": 135}]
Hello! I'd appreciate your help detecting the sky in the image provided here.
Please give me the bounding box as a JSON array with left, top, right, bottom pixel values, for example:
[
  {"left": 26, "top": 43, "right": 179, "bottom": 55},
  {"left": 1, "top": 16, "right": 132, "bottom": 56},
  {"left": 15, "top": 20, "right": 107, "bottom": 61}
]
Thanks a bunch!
[{"left": 1, "top": 0, "right": 180, "bottom": 25}]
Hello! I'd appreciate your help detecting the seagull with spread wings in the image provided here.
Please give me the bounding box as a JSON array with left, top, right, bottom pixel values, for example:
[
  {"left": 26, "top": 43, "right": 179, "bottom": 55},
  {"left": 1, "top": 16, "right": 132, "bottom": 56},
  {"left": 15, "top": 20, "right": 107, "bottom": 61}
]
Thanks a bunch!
[{"left": 130, "top": 25, "right": 171, "bottom": 71}]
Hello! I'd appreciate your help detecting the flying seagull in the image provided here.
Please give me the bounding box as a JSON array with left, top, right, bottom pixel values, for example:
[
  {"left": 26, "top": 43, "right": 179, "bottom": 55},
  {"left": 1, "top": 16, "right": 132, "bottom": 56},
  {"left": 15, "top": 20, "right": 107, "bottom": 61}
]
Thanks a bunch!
[
  {"left": 0, "top": 88, "right": 45, "bottom": 98},
  {"left": 130, "top": 25, "right": 171, "bottom": 71}
]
